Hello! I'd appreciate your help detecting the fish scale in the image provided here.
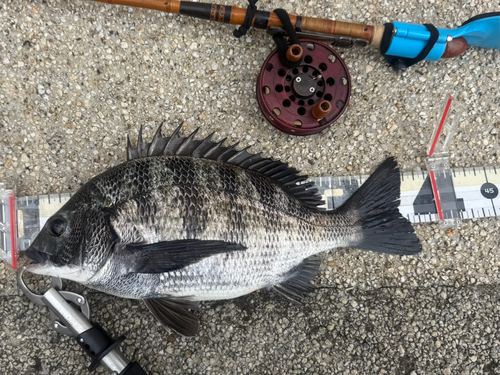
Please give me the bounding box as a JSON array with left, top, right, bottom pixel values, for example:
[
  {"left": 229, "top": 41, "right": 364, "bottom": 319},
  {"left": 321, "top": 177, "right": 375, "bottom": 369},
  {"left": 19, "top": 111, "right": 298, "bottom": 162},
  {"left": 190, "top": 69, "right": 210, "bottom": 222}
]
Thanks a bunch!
[{"left": 24, "top": 125, "right": 421, "bottom": 336}]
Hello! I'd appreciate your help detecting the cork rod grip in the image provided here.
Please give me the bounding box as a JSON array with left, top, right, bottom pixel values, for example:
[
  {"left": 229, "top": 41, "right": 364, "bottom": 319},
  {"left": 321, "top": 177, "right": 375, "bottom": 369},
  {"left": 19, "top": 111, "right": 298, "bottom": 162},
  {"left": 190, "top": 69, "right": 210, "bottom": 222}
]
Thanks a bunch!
[
  {"left": 265, "top": 13, "right": 374, "bottom": 42},
  {"left": 300, "top": 17, "right": 374, "bottom": 41}
]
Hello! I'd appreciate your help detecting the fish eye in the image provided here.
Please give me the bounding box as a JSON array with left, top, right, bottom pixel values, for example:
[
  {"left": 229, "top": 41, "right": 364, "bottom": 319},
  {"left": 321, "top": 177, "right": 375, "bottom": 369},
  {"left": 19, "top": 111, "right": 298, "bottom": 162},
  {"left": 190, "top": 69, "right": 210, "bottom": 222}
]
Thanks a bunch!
[{"left": 49, "top": 217, "right": 67, "bottom": 237}]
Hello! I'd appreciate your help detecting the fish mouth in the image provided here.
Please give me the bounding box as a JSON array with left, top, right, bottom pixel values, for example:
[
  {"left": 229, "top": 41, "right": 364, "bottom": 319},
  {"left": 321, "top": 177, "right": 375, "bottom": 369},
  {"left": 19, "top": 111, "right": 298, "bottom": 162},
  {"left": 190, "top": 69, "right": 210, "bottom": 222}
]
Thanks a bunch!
[{"left": 25, "top": 249, "right": 48, "bottom": 265}]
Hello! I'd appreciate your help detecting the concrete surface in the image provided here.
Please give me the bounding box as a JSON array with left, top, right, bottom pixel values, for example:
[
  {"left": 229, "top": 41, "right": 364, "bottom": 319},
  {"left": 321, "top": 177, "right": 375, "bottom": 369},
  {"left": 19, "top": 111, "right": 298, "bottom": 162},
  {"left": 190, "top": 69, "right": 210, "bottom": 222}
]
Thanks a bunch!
[{"left": 1, "top": 0, "right": 500, "bottom": 374}]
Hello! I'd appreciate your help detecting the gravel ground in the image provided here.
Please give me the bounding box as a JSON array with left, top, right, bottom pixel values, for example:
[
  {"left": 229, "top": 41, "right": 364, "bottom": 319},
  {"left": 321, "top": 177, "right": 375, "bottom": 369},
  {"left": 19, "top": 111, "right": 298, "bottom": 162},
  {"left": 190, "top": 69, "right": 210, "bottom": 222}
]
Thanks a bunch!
[{"left": 1, "top": 0, "right": 500, "bottom": 374}]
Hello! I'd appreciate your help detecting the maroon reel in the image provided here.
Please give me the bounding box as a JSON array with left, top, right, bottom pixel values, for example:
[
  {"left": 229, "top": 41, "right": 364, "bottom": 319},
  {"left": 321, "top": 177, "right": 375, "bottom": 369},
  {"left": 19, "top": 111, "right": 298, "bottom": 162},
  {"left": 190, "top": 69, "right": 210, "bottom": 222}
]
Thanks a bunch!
[{"left": 256, "top": 39, "right": 351, "bottom": 136}]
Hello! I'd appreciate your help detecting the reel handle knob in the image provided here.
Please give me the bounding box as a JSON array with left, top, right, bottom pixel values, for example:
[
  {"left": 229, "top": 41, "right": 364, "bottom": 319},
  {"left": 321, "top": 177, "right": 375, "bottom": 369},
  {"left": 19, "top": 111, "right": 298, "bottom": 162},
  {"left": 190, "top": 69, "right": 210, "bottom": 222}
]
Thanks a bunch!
[
  {"left": 312, "top": 100, "right": 332, "bottom": 120},
  {"left": 286, "top": 44, "right": 303, "bottom": 62}
]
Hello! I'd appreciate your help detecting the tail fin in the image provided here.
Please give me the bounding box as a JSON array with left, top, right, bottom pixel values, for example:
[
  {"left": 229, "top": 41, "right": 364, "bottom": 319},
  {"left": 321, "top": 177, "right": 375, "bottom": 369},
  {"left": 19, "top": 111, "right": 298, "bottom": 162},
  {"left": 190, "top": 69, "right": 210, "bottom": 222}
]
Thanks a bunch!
[{"left": 338, "top": 157, "right": 422, "bottom": 255}]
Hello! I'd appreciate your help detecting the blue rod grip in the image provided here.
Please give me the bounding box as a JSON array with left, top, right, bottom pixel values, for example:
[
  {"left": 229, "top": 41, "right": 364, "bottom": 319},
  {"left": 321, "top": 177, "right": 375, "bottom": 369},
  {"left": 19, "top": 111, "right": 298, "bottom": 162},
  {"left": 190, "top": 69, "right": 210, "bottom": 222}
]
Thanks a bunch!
[{"left": 385, "top": 15, "right": 500, "bottom": 61}]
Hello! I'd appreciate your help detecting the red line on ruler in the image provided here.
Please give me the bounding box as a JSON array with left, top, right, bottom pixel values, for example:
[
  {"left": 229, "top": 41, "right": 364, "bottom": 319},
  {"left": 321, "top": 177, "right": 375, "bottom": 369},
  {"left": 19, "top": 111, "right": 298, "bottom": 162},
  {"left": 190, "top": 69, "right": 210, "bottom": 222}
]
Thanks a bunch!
[
  {"left": 429, "top": 171, "right": 444, "bottom": 220},
  {"left": 429, "top": 96, "right": 453, "bottom": 157},
  {"left": 9, "top": 195, "right": 17, "bottom": 269}
]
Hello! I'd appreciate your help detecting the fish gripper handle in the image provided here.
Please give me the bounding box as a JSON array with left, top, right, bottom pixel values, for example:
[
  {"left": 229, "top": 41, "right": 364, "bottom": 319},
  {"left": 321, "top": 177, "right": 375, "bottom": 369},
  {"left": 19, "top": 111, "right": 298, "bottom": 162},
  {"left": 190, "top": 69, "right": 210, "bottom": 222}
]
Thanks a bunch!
[
  {"left": 76, "top": 324, "right": 126, "bottom": 372},
  {"left": 119, "top": 361, "right": 149, "bottom": 375}
]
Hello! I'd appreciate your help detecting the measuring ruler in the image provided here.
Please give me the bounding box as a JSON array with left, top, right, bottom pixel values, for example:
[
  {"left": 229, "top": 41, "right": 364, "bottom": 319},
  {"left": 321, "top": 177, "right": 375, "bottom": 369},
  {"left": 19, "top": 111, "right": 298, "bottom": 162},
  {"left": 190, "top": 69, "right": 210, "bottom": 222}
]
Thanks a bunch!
[
  {"left": 1, "top": 165, "right": 499, "bottom": 268},
  {"left": 309, "top": 165, "right": 500, "bottom": 223},
  {"left": 0, "top": 191, "right": 73, "bottom": 266},
  {"left": 15, "top": 193, "right": 74, "bottom": 251}
]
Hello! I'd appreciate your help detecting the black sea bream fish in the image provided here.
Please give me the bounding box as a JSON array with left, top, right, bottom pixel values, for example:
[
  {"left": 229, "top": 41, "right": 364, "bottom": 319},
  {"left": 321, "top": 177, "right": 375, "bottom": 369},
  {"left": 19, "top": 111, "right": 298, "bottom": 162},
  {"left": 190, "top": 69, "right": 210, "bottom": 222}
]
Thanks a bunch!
[{"left": 26, "top": 124, "right": 421, "bottom": 336}]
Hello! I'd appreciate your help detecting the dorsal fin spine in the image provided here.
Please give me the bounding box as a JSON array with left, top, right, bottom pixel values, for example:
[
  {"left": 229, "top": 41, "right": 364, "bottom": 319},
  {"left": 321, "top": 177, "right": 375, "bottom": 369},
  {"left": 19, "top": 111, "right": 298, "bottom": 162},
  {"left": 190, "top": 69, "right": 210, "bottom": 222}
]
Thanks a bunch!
[
  {"left": 265, "top": 165, "right": 288, "bottom": 176},
  {"left": 192, "top": 132, "right": 215, "bottom": 157},
  {"left": 148, "top": 123, "right": 165, "bottom": 156},
  {"left": 203, "top": 139, "right": 226, "bottom": 159},
  {"left": 227, "top": 147, "right": 250, "bottom": 164},
  {"left": 163, "top": 123, "right": 183, "bottom": 155},
  {"left": 177, "top": 128, "right": 199, "bottom": 156},
  {"left": 247, "top": 160, "right": 272, "bottom": 170},
  {"left": 138, "top": 125, "right": 144, "bottom": 146},
  {"left": 257, "top": 161, "right": 282, "bottom": 173},
  {"left": 217, "top": 144, "right": 239, "bottom": 162}
]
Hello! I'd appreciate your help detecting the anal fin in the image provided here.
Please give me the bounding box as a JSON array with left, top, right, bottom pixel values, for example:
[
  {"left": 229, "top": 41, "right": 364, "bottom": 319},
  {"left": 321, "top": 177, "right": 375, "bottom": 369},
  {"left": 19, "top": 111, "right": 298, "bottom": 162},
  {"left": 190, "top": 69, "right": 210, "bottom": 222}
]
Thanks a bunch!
[
  {"left": 273, "top": 256, "right": 321, "bottom": 303},
  {"left": 144, "top": 297, "right": 200, "bottom": 336}
]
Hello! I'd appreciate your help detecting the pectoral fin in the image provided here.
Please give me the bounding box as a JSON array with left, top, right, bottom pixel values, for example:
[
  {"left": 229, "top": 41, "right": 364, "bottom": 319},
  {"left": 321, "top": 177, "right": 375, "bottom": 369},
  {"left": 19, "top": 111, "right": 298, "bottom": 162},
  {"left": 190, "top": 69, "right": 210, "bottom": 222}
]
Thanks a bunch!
[
  {"left": 144, "top": 298, "right": 200, "bottom": 336},
  {"left": 121, "top": 239, "right": 247, "bottom": 274}
]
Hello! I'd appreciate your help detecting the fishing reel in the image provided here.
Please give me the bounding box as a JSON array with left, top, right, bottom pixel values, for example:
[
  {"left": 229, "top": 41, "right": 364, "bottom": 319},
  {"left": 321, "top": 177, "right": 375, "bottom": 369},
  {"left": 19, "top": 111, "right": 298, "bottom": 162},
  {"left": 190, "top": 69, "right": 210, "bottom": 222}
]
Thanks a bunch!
[{"left": 256, "top": 39, "right": 351, "bottom": 136}]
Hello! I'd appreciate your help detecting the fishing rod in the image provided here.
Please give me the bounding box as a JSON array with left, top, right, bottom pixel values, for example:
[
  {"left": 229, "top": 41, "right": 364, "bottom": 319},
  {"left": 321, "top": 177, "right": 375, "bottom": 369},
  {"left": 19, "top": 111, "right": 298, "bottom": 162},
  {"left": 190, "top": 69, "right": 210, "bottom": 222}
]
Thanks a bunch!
[
  {"left": 92, "top": 1, "right": 499, "bottom": 62},
  {"left": 87, "top": 1, "right": 499, "bottom": 135}
]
